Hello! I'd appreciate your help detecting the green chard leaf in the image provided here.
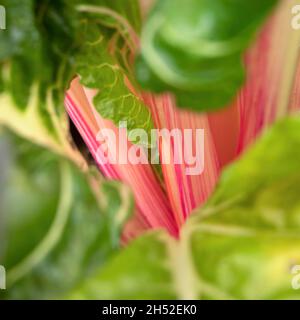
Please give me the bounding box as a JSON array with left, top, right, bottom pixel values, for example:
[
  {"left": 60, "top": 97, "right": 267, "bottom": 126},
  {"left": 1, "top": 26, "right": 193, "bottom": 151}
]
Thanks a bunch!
[
  {"left": 0, "top": 0, "right": 154, "bottom": 153},
  {"left": 0, "top": 0, "right": 83, "bottom": 156},
  {"left": 0, "top": 0, "right": 78, "bottom": 116},
  {"left": 0, "top": 134, "right": 133, "bottom": 299},
  {"left": 68, "top": 117, "right": 300, "bottom": 299},
  {"left": 81, "top": 0, "right": 142, "bottom": 32},
  {"left": 136, "top": 0, "right": 279, "bottom": 111},
  {"left": 74, "top": 4, "right": 154, "bottom": 143}
]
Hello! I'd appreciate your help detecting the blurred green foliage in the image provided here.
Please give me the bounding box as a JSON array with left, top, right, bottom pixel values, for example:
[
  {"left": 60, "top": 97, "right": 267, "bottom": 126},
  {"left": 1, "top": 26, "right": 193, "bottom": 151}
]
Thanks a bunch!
[
  {"left": 0, "top": 134, "right": 132, "bottom": 299},
  {"left": 68, "top": 117, "right": 300, "bottom": 299},
  {"left": 0, "top": 0, "right": 299, "bottom": 300},
  {"left": 136, "top": 0, "right": 278, "bottom": 110}
]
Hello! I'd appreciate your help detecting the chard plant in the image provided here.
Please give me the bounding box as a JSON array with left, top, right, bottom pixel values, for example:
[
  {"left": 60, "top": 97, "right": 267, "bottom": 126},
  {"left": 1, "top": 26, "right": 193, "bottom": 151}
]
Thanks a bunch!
[{"left": 0, "top": 0, "right": 300, "bottom": 299}]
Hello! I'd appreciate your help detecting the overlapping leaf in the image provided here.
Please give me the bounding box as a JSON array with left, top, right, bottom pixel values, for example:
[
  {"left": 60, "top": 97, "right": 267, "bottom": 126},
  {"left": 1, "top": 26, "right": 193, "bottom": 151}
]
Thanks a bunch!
[{"left": 0, "top": 0, "right": 154, "bottom": 150}]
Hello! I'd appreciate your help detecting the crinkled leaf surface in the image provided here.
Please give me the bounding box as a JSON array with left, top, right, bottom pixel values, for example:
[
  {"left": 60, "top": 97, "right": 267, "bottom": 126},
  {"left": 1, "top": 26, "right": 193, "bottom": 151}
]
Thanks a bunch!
[
  {"left": 69, "top": 117, "right": 300, "bottom": 299},
  {"left": 75, "top": 4, "right": 154, "bottom": 142},
  {"left": 136, "top": 0, "right": 279, "bottom": 111}
]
